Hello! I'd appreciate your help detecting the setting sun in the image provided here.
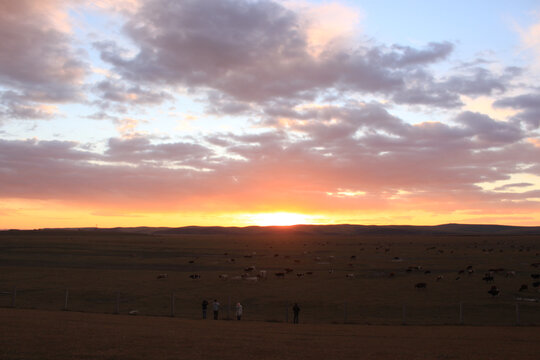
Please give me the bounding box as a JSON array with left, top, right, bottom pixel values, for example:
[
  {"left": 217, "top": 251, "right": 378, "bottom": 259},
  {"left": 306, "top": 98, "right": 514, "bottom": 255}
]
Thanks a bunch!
[{"left": 243, "top": 212, "right": 317, "bottom": 226}]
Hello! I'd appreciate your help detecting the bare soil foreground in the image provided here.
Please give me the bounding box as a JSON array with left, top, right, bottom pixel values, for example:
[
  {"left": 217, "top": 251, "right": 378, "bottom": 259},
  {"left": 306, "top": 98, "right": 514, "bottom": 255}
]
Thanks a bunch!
[{"left": 1, "top": 308, "right": 539, "bottom": 360}]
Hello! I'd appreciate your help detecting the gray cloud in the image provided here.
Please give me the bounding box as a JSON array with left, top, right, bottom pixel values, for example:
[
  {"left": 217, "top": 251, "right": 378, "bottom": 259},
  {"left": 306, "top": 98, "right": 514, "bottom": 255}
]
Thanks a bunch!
[
  {"left": 97, "top": 0, "right": 503, "bottom": 110},
  {"left": 493, "top": 182, "right": 534, "bottom": 191},
  {"left": 0, "top": 0, "right": 87, "bottom": 121},
  {"left": 454, "top": 111, "right": 524, "bottom": 146},
  {"left": 494, "top": 93, "right": 540, "bottom": 129},
  {"left": 93, "top": 80, "right": 172, "bottom": 106}
]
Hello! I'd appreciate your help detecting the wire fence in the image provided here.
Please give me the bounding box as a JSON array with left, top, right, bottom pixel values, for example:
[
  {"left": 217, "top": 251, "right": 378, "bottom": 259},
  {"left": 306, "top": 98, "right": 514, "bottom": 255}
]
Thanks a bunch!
[{"left": 1, "top": 286, "right": 539, "bottom": 326}]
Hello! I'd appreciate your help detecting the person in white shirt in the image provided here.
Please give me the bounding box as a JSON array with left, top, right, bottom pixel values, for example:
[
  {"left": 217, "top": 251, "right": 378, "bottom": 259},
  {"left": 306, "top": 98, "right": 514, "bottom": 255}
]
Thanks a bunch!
[
  {"left": 212, "top": 299, "right": 220, "bottom": 320},
  {"left": 236, "top": 302, "right": 243, "bottom": 320}
]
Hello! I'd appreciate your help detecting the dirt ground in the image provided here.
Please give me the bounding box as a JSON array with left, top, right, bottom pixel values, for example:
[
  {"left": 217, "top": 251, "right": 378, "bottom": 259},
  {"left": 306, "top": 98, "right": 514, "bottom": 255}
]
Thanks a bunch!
[{"left": 1, "top": 308, "right": 539, "bottom": 360}]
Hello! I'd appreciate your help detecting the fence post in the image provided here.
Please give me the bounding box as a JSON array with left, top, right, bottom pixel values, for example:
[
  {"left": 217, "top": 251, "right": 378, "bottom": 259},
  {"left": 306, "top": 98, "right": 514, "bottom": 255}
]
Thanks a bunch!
[
  {"left": 170, "top": 292, "right": 175, "bottom": 317},
  {"left": 115, "top": 292, "right": 120, "bottom": 314},
  {"left": 64, "top": 289, "right": 69, "bottom": 311},
  {"left": 459, "top": 302, "right": 463, "bottom": 325},
  {"left": 11, "top": 287, "right": 16, "bottom": 308},
  {"left": 515, "top": 303, "right": 520, "bottom": 326},
  {"left": 402, "top": 304, "right": 406, "bottom": 325},
  {"left": 344, "top": 302, "right": 348, "bottom": 323}
]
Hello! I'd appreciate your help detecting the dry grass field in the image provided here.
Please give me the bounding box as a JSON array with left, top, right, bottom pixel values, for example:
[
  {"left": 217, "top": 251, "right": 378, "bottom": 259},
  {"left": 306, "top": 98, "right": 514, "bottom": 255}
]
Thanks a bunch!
[
  {"left": 1, "top": 227, "right": 539, "bottom": 327},
  {"left": 1, "top": 308, "right": 540, "bottom": 360}
]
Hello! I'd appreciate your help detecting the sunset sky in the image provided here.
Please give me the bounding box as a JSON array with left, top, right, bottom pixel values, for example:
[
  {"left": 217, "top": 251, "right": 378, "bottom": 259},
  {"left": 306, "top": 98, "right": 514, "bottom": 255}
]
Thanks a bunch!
[{"left": 1, "top": 0, "right": 540, "bottom": 229}]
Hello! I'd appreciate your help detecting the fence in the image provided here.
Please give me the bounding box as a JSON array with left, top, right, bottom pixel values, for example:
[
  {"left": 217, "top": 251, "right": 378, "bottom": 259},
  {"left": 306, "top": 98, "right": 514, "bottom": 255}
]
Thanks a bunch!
[{"left": 1, "top": 286, "right": 539, "bottom": 326}]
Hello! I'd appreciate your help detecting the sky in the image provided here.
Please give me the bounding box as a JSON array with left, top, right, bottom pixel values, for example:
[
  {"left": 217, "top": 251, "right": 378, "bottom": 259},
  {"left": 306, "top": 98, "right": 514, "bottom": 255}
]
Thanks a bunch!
[{"left": 1, "top": 0, "right": 540, "bottom": 229}]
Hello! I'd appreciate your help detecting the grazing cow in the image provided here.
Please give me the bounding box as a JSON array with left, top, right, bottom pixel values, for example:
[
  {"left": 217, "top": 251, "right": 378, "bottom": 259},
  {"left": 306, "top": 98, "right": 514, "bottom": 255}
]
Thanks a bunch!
[
  {"left": 285, "top": 268, "right": 294, "bottom": 274},
  {"left": 274, "top": 272, "right": 285, "bottom": 278},
  {"left": 505, "top": 271, "right": 516, "bottom": 277},
  {"left": 294, "top": 259, "right": 301, "bottom": 264},
  {"left": 157, "top": 273, "right": 168, "bottom": 279},
  {"left": 392, "top": 257, "right": 403, "bottom": 262},
  {"left": 128, "top": 310, "right": 139, "bottom": 315},
  {"left": 482, "top": 274, "right": 494, "bottom": 283},
  {"left": 458, "top": 270, "right": 465, "bottom": 275},
  {"left": 346, "top": 273, "right": 355, "bottom": 278},
  {"left": 244, "top": 266, "right": 256, "bottom": 272},
  {"left": 488, "top": 286, "right": 500, "bottom": 297},
  {"left": 388, "top": 272, "right": 395, "bottom": 278},
  {"left": 531, "top": 274, "right": 540, "bottom": 279},
  {"left": 189, "top": 274, "right": 201, "bottom": 280},
  {"left": 244, "top": 276, "right": 258, "bottom": 282},
  {"left": 188, "top": 260, "right": 195, "bottom": 264},
  {"left": 328, "top": 269, "right": 334, "bottom": 274},
  {"left": 415, "top": 282, "right": 427, "bottom": 289},
  {"left": 424, "top": 270, "right": 431, "bottom": 274},
  {"left": 306, "top": 271, "right": 313, "bottom": 275},
  {"left": 436, "top": 275, "right": 444, "bottom": 281},
  {"left": 227, "top": 258, "right": 236, "bottom": 263},
  {"left": 350, "top": 255, "right": 356, "bottom": 260},
  {"left": 531, "top": 262, "right": 540, "bottom": 268},
  {"left": 219, "top": 274, "right": 228, "bottom": 280},
  {"left": 244, "top": 255, "right": 252, "bottom": 258},
  {"left": 296, "top": 273, "right": 305, "bottom": 278},
  {"left": 519, "top": 284, "right": 528, "bottom": 292}
]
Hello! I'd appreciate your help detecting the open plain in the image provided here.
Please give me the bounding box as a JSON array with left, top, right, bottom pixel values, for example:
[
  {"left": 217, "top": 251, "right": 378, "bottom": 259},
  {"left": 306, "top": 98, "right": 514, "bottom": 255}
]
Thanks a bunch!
[{"left": 1, "top": 225, "right": 540, "bottom": 358}]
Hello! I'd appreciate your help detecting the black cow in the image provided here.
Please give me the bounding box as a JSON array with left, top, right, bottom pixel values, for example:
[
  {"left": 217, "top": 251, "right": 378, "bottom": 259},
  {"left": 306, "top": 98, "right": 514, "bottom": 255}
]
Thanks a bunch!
[{"left": 488, "top": 286, "right": 500, "bottom": 297}]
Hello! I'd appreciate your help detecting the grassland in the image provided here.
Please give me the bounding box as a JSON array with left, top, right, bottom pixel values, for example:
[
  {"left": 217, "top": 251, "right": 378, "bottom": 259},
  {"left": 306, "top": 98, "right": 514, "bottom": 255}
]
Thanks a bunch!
[{"left": 1, "top": 227, "right": 539, "bottom": 326}]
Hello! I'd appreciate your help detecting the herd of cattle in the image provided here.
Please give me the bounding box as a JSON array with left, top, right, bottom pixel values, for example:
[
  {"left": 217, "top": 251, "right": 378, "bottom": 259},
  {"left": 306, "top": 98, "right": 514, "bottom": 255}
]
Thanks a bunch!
[{"left": 153, "top": 248, "right": 540, "bottom": 299}]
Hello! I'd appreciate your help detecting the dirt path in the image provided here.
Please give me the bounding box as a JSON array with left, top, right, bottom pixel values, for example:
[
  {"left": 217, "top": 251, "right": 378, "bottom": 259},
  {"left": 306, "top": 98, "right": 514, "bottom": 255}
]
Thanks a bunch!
[{"left": 1, "top": 308, "right": 539, "bottom": 360}]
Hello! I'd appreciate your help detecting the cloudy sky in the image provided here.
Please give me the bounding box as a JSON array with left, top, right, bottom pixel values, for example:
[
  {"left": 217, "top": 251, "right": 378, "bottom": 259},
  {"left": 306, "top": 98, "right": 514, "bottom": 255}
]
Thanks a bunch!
[{"left": 1, "top": 0, "right": 540, "bottom": 229}]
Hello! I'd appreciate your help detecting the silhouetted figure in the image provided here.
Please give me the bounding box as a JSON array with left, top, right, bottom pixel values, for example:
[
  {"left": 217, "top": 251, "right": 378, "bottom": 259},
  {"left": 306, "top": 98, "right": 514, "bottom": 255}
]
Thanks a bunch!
[
  {"left": 212, "top": 299, "right": 220, "bottom": 320},
  {"left": 201, "top": 299, "right": 208, "bottom": 319},
  {"left": 236, "top": 302, "right": 243, "bottom": 320},
  {"left": 292, "top": 303, "right": 300, "bottom": 324}
]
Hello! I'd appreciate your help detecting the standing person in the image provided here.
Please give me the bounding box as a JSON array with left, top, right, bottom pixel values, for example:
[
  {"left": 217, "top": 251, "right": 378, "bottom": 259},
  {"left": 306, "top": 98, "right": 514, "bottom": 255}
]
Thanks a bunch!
[
  {"left": 235, "top": 302, "right": 243, "bottom": 320},
  {"left": 201, "top": 299, "right": 209, "bottom": 319},
  {"left": 212, "top": 299, "right": 220, "bottom": 320},
  {"left": 292, "top": 303, "right": 300, "bottom": 324}
]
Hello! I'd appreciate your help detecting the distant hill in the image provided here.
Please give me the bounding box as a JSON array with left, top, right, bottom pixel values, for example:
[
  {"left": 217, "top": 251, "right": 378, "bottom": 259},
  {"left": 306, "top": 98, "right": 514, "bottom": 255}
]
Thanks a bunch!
[{"left": 43, "top": 223, "right": 540, "bottom": 236}]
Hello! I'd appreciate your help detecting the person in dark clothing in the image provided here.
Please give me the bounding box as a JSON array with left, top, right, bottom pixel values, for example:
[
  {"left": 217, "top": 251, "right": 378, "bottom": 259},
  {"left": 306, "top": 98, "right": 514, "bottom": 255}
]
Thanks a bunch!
[
  {"left": 292, "top": 303, "right": 300, "bottom": 324},
  {"left": 201, "top": 299, "right": 209, "bottom": 319}
]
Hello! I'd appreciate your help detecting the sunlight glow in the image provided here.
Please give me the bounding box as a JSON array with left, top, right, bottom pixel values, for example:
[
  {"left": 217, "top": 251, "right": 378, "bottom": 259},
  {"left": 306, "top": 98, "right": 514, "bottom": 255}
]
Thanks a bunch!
[{"left": 242, "top": 212, "right": 317, "bottom": 226}]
